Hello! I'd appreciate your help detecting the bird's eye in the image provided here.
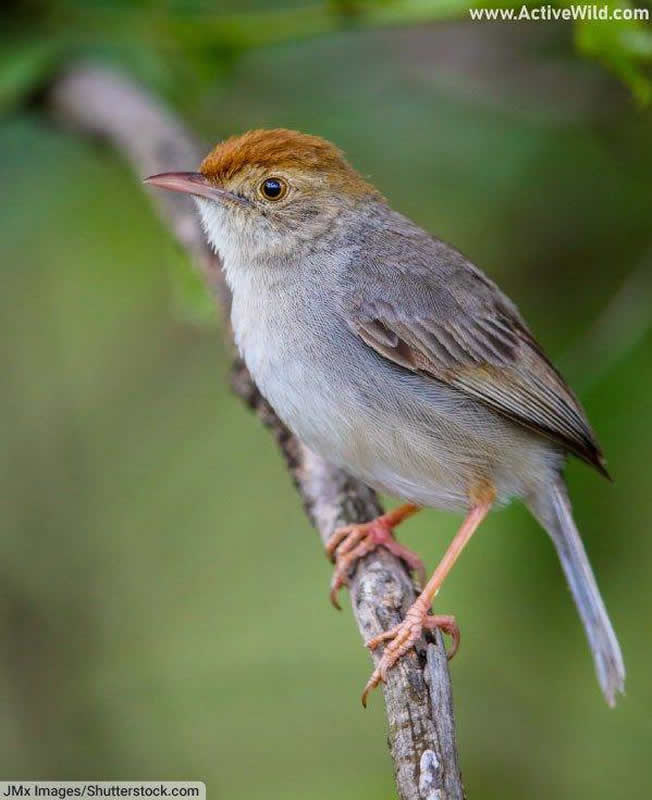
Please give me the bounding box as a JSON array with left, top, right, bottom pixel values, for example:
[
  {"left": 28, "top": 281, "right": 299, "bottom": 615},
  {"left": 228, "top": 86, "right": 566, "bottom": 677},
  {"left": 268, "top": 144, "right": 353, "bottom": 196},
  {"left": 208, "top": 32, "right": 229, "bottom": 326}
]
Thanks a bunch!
[{"left": 259, "top": 177, "right": 288, "bottom": 201}]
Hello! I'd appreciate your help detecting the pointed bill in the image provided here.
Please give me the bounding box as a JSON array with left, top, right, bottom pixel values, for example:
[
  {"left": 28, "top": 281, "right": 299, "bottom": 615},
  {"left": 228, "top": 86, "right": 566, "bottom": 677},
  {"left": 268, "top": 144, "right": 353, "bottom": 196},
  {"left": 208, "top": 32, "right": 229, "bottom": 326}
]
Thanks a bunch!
[{"left": 144, "top": 172, "right": 248, "bottom": 206}]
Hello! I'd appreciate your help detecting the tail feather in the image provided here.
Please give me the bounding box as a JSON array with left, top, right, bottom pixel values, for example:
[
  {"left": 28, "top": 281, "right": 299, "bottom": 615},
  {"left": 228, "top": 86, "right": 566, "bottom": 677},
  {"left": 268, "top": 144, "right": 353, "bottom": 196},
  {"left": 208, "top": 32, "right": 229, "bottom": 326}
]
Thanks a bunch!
[{"left": 529, "top": 482, "right": 625, "bottom": 706}]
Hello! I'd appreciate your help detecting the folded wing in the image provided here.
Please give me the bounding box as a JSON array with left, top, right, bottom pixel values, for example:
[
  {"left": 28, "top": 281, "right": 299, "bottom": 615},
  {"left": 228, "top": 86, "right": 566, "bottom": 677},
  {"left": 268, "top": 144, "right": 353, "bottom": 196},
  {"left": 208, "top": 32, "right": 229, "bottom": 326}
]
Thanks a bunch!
[{"left": 347, "top": 246, "right": 608, "bottom": 477}]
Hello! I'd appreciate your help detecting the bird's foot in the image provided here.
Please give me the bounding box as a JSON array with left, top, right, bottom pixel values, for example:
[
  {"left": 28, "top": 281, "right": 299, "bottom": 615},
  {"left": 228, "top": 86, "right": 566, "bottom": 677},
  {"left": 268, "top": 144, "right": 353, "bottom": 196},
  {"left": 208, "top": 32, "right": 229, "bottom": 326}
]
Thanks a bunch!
[
  {"left": 326, "top": 507, "right": 425, "bottom": 610},
  {"left": 361, "top": 604, "right": 459, "bottom": 707}
]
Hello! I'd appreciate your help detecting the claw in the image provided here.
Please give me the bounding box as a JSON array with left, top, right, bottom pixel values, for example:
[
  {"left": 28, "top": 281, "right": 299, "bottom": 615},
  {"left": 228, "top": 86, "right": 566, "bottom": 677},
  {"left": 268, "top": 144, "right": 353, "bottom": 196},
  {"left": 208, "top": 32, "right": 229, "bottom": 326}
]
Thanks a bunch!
[
  {"left": 424, "top": 614, "right": 460, "bottom": 659},
  {"left": 361, "top": 669, "right": 383, "bottom": 708},
  {"left": 361, "top": 611, "right": 460, "bottom": 707},
  {"left": 326, "top": 524, "right": 364, "bottom": 563},
  {"left": 329, "top": 579, "right": 344, "bottom": 611},
  {"left": 326, "top": 509, "right": 426, "bottom": 610}
]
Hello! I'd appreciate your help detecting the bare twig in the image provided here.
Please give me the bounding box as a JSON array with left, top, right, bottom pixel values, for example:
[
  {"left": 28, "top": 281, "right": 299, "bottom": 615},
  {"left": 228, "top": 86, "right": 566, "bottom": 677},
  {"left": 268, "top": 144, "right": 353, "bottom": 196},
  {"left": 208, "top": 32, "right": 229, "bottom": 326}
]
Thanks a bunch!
[{"left": 48, "top": 65, "right": 464, "bottom": 800}]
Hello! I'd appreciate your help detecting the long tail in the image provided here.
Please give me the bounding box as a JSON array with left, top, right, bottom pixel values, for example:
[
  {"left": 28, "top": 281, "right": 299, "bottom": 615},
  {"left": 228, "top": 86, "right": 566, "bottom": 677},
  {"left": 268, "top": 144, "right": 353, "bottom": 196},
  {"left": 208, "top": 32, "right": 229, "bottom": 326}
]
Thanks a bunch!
[{"left": 528, "top": 481, "right": 625, "bottom": 706}]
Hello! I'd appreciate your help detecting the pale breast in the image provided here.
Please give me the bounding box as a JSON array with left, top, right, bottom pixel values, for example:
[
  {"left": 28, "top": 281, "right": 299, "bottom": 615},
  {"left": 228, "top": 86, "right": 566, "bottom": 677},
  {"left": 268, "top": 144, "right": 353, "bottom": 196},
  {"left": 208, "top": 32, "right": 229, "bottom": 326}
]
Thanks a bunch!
[{"left": 229, "top": 262, "right": 561, "bottom": 512}]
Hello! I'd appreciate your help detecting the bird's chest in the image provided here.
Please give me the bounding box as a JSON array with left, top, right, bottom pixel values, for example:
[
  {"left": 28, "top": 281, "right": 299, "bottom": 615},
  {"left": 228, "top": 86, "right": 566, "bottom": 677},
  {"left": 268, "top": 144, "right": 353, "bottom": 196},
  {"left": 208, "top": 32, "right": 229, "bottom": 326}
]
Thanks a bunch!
[{"left": 230, "top": 282, "right": 362, "bottom": 462}]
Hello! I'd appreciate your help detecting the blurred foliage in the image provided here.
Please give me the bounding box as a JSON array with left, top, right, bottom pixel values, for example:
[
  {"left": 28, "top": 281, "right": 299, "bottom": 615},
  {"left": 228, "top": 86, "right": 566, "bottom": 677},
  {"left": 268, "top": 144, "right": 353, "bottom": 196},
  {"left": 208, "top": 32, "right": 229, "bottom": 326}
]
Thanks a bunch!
[
  {"left": 1, "top": 1, "right": 652, "bottom": 116},
  {"left": 3, "top": 0, "right": 650, "bottom": 320},
  {"left": 1, "top": 2, "right": 652, "bottom": 799},
  {"left": 572, "top": 0, "right": 652, "bottom": 103}
]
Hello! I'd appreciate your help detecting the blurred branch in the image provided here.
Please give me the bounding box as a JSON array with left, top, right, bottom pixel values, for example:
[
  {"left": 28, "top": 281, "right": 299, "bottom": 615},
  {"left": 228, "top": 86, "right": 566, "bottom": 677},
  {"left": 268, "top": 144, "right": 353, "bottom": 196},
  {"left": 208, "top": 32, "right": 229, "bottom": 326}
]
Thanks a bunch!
[{"left": 47, "top": 66, "right": 465, "bottom": 800}]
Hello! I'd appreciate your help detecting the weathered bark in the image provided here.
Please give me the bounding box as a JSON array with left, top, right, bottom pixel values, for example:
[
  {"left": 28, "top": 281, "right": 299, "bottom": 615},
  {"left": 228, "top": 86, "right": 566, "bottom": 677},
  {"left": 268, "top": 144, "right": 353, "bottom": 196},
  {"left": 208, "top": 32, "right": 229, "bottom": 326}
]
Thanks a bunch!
[{"left": 48, "top": 66, "right": 465, "bottom": 800}]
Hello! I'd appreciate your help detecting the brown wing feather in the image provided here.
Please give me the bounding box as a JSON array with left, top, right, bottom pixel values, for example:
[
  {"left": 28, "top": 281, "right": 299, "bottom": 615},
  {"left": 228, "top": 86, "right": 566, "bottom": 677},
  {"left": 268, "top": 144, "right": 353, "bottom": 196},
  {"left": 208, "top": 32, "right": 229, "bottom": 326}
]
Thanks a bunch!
[{"left": 350, "top": 256, "right": 609, "bottom": 478}]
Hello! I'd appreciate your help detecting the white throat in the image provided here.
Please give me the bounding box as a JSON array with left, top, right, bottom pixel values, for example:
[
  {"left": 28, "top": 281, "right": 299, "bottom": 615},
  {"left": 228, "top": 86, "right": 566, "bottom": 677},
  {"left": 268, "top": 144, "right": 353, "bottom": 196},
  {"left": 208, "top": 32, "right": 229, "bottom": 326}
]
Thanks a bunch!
[{"left": 195, "top": 198, "right": 246, "bottom": 269}]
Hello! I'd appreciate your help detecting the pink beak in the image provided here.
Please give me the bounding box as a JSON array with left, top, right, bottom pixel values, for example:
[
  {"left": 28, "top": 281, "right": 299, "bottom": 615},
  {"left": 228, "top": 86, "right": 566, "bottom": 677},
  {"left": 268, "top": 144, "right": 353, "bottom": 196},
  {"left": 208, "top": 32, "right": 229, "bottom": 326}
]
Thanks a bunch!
[{"left": 144, "top": 171, "right": 247, "bottom": 206}]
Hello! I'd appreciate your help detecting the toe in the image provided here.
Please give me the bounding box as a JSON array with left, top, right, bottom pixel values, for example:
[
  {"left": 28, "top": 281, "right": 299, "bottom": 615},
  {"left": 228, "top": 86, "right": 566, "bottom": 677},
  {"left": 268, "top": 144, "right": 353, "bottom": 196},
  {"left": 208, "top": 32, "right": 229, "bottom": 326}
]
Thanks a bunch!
[
  {"left": 329, "top": 537, "right": 377, "bottom": 609},
  {"left": 361, "top": 667, "right": 383, "bottom": 707},
  {"left": 326, "top": 526, "right": 352, "bottom": 561},
  {"left": 365, "top": 622, "right": 401, "bottom": 650},
  {"left": 329, "top": 569, "right": 349, "bottom": 610},
  {"left": 422, "top": 614, "right": 460, "bottom": 659}
]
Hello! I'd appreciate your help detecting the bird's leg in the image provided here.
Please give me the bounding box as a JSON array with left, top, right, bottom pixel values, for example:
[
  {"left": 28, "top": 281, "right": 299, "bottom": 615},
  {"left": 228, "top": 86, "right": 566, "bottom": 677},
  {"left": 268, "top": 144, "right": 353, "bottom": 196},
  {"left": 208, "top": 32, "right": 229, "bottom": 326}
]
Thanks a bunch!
[
  {"left": 361, "top": 500, "right": 493, "bottom": 706},
  {"left": 327, "top": 503, "right": 424, "bottom": 609}
]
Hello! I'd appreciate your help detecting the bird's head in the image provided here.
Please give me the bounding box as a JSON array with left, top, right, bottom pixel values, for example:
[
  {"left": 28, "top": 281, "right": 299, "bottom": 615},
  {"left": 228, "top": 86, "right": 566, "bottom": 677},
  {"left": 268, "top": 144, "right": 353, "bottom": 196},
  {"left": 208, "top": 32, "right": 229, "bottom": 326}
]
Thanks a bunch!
[{"left": 145, "top": 129, "right": 380, "bottom": 267}]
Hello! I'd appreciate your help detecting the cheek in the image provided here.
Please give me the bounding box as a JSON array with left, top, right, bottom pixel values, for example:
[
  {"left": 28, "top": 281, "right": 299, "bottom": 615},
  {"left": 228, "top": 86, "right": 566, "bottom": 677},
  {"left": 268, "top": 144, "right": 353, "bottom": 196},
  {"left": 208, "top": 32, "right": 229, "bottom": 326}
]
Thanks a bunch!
[{"left": 299, "top": 203, "right": 320, "bottom": 222}]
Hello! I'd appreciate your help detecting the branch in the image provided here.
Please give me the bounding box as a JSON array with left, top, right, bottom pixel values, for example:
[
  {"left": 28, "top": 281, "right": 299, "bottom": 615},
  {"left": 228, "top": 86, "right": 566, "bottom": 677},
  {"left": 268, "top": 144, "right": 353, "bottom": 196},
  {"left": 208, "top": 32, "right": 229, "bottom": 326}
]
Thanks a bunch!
[{"left": 48, "top": 65, "right": 465, "bottom": 800}]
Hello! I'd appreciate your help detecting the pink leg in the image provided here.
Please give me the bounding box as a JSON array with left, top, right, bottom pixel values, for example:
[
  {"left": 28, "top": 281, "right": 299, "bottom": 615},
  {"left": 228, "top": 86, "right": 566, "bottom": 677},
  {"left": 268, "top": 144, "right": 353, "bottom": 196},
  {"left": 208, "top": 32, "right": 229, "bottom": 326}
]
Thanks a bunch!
[
  {"left": 326, "top": 504, "right": 425, "bottom": 610},
  {"left": 361, "top": 500, "right": 493, "bottom": 707}
]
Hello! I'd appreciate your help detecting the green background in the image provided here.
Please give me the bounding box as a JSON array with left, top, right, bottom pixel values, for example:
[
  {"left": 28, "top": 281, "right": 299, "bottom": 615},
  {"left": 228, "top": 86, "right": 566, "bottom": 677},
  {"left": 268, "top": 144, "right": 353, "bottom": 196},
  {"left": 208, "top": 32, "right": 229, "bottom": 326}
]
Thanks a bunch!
[{"left": 1, "top": 3, "right": 651, "bottom": 798}]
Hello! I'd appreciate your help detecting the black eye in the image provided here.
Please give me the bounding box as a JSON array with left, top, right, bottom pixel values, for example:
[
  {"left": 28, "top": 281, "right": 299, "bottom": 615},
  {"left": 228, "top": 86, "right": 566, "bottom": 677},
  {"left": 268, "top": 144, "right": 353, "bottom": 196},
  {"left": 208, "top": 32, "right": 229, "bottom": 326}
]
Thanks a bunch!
[{"left": 259, "top": 177, "right": 287, "bottom": 201}]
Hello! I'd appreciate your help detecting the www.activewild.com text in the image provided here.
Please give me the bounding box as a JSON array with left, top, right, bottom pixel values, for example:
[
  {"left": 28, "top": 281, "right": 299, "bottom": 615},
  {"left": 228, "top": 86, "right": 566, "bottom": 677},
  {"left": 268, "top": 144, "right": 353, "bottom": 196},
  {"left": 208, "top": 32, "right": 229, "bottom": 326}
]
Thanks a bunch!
[{"left": 469, "top": 4, "right": 649, "bottom": 21}]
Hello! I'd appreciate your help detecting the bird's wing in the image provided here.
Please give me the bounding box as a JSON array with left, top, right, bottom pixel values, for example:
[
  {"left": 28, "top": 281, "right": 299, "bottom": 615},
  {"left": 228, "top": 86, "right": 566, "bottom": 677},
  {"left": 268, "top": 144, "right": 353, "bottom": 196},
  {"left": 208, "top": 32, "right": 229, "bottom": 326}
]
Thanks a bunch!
[{"left": 345, "top": 239, "right": 608, "bottom": 477}]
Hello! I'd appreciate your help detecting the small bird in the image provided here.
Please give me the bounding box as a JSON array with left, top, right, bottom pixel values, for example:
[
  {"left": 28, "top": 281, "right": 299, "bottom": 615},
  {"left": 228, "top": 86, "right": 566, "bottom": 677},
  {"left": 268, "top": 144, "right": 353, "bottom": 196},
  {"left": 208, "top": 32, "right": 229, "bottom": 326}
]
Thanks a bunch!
[{"left": 146, "top": 129, "right": 625, "bottom": 707}]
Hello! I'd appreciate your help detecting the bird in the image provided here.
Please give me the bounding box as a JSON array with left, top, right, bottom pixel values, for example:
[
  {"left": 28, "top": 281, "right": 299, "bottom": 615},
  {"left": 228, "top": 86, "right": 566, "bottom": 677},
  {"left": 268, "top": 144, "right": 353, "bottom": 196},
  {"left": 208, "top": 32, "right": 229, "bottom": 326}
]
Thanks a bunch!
[{"left": 145, "top": 128, "right": 625, "bottom": 707}]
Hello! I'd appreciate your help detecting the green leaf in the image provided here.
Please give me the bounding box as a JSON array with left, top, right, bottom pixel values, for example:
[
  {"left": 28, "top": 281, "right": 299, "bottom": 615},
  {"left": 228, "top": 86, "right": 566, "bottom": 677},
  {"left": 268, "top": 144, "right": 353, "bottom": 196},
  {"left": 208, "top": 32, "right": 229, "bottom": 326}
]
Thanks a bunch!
[
  {"left": 0, "top": 38, "right": 62, "bottom": 114},
  {"left": 574, "top": 4, "right": 652, "bottom": 106}
]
